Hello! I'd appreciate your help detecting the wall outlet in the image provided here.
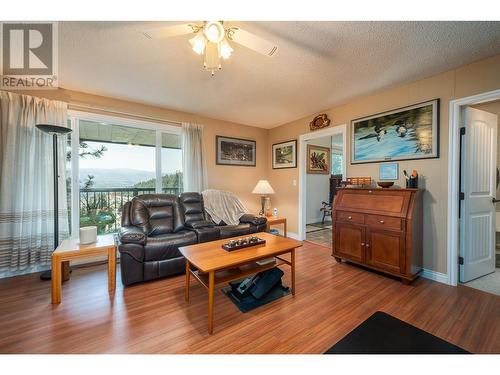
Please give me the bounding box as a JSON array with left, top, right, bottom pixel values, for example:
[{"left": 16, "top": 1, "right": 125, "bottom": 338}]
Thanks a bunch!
[{"left": 292, "top": 179, "right": 297, "bottom": 186}]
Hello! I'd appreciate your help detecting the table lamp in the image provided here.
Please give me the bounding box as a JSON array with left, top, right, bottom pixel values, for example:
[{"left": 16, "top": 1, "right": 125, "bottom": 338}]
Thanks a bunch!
[{"left": 252, "top": 180, "right": 275, "bottom": 216}]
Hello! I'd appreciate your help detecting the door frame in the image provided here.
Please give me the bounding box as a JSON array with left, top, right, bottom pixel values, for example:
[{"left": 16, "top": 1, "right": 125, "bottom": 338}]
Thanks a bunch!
[
  {"left": 298, "top": 124, "right": 347, "bottom": 240},
  {"left": 447, "top": 89, "right": 500, "bottom": 286}
]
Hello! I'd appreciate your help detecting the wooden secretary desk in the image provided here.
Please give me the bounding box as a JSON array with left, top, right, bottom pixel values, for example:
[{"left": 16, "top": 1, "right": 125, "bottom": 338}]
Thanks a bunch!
[{"left": 332, "top": 188, "right": 424, "bottom": 284}]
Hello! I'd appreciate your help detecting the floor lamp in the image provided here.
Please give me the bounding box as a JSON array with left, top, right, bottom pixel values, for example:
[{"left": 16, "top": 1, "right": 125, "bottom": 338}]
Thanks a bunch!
[{"left": 36, "top": 124, "right": 72, "bottom": 281}]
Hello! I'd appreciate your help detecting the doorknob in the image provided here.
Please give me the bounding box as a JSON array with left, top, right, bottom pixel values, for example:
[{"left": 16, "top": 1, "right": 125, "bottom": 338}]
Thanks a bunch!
[{"left": 492, "top": 197, "right": 500, "bottom": 204}]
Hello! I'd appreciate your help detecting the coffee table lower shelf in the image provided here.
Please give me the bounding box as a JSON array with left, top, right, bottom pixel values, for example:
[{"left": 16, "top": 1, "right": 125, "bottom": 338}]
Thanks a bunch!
[{"left": 190, "top": 257, "right": 289, "bottom": 288}]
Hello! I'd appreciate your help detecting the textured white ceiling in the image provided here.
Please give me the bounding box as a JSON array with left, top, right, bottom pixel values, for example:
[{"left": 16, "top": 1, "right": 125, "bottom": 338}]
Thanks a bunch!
[{"left": 59, "top": 21, "right": 500, "bottom": 128}]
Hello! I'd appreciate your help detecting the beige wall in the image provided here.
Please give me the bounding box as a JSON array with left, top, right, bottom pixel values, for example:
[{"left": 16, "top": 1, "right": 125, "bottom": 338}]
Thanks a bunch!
[
  {"left": 267, "top": 53, "right": 500, "bottom": 274},
  {"left": 15, "top": 88, "right": 268, "bottom": 213},
  {"left": 13, "top": 53, "right": 500, "bottom": 275}
]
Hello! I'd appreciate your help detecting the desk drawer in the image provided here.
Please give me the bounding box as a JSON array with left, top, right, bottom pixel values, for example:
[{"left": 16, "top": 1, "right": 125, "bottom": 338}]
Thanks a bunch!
[
  {"left": 337, "top": 211, "right": 364, "bottom": 224},
  {"left": 366, "top": 214, "right": 402, "bottom": 231}
]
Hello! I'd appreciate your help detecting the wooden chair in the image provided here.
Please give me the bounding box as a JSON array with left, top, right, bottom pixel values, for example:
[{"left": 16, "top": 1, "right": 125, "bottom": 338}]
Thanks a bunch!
[{"left": 320, "top": 174, "right": 343, "bottom": 224}]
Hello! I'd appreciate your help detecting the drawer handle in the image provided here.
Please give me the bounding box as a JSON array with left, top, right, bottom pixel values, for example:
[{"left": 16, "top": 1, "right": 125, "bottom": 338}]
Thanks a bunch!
[
  {"left": 361, "top": 242, "right": 365, "bottom": 246},
  {"left": 348, "top": 216, "right": 352, "bottom": 220},
  {"left": 379, "top": 220, "right": 384, "bottom": 224},
  {"left": 368, "top": 190, "right": 373, "bottom": 193},
  {"left": 366, "top": 243, "right": 370, "bottom": 248}
]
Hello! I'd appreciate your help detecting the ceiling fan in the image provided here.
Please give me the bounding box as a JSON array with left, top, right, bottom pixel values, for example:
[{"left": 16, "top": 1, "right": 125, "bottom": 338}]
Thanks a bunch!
[{"left": 143, "top": 21, "right": 278, "bottom": 75}]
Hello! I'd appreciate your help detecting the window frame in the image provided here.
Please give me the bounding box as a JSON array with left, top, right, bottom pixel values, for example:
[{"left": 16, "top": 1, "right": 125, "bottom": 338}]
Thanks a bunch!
[{"left": 68, "top": 110, "right": 182, "bottom": 237}]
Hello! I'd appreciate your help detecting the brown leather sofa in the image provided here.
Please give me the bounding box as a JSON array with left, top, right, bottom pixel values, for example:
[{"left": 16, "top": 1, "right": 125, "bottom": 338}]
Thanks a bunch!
[{"left": 118, "top": 192, "right": 267, "bottom": 286}]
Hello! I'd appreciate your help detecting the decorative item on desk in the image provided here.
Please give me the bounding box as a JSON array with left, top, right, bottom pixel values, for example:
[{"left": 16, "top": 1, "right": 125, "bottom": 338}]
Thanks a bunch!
[
  {"left": 404, "top": 169, "right": 419, "bottom": 188},
  {"left": 79, "top": 226, "right": 97, "bottom": 244},
  {"left": 273, "top": 208, "right": 278, "bottom": 218},
  {"left": 252, "top": 180, "right": 275, "bottom": 216},
  {"left": 379, "top": 163, "right": 399, "bottom": 180},
  {"left": 341, "top": 177, "right": 372, "bottom": 187},
  {"left": 377, "top": 181, "right": 395, "bottom": 188}
]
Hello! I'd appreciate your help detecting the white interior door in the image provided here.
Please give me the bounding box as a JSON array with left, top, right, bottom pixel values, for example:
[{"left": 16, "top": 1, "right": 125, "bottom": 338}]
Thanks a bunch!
[{"left": 460, "top": 107, "right": 498, "bottom": 282}]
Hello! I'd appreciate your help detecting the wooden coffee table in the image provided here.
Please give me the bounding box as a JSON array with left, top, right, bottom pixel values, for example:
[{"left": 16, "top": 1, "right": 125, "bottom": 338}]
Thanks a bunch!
[
  {"left": 179, "top": 232, "right": 302, "bottom": 334},
  {"left": 51, "top": 234, "right": 117, "bottom": 304}
]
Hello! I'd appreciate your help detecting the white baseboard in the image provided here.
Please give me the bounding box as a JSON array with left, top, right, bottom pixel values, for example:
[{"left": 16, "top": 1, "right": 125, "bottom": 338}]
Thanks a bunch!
[
  {"left": 421, "top": 269, "right": 449, "bottom": 285},
  {"left": 287, "top": 232, "right": 300, "bottom": 240},
  {"left": 306, "top": 218, "right": 332, "bottom": 225}
]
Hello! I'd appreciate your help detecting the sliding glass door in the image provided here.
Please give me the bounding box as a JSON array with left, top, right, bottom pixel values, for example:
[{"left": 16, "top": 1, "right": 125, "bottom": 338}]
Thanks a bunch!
[{"left": 68, "top": 112, "right": 182, "bottom": 235}]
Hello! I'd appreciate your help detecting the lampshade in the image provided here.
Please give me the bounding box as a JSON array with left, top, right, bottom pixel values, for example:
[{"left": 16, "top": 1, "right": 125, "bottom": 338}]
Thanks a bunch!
[
  {"left": 252, "top": 180, "right": 275, "bottom": 195},
  {"left": 36, "top": 124, "right": 72, "bottom": 135}
]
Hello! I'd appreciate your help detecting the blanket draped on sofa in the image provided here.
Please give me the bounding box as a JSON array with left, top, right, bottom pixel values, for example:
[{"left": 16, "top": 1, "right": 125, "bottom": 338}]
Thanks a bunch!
[{"left": 202, "top": 189, "right": 247, "bottom": 226}]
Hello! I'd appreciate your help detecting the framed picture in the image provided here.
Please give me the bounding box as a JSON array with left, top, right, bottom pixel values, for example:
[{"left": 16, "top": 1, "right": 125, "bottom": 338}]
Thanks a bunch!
[
  {"left": 379, "top": 163, "right": 399, "bottom": 180},
  {"left": 351, "top": 99, "right": 439, "bottom": 164},
  {"left": 307, "top": 144, "right": 330, "bottom": 174},
  {"left": 272, "top": 140, "right": 297, "bottom": 169},
  {"left": 216, "top": 136, "right": 256, "bottom": 166}
]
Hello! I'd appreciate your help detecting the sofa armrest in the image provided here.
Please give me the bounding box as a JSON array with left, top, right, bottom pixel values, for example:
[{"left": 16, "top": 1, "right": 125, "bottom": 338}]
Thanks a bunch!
[
  {"left": 239, "top": 214, "right": 267, "bottom": 226},
  {"left": 119, "top": 226, "right": 146, "bottom": 245}
]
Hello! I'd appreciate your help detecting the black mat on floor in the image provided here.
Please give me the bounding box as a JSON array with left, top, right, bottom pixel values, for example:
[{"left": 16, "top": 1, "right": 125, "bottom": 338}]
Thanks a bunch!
[
  {"left": 222, "top": 282, "right": 290, "bottom": 313},
  {"left": 325, "top": 311, "right": 470, "bottom": 354}
]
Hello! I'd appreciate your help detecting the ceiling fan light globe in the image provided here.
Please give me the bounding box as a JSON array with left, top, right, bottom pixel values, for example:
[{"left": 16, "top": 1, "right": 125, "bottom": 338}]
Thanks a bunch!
[
  {"left": 204, "top": 21, "right": 225, "bottom": 43},
  {"left": 220, "top": 39, "right": 233, "bottom": 59},
  {"left": 189, "top": 34, "right": 206, "bottom": 55}
]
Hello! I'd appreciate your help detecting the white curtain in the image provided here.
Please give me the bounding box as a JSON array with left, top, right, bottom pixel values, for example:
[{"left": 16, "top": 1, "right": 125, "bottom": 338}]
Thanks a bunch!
[
  {"left": 182, "top": 122, "right": 208, "bottom": 192},
  {"left": 0, "top": 91, "right": 69, "bottom": 276}
]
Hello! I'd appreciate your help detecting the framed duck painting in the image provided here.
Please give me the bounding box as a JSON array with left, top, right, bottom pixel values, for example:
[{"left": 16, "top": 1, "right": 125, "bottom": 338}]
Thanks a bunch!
[{"left": 351, "top": 99, "right": 439, "bottom": 164}]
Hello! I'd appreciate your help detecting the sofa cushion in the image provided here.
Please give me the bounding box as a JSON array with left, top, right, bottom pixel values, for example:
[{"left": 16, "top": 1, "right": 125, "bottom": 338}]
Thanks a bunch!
[
  {"left": 130, "top": 194, "right": 185, "bottom": 236},
  {"left": 185, "top": 220, "right": 216, "bottom": 229},
  {"left": 180, "top": 192, "right": 206, "bottom": 226},
  {"left": 220, "top": 223, "right": 256, "bottom": 239},
  {"left": 144, "top": 230, "right": 197, "bottom": 261},
  {"left": 194, "top": 226, "right": 221, "bottom": 243}
]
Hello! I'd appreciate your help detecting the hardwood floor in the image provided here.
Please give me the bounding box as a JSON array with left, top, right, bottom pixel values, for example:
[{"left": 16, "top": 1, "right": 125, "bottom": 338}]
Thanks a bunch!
[{"left": 0, "top": 242, "right": 498, "bottom": 354}]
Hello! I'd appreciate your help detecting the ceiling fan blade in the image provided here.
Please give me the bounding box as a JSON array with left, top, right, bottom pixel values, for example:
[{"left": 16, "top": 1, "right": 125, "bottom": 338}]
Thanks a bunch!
[
  {"left": 143, "top": 23, "right": 196, "bottom": 39},
  {"left": 229, "top": 27, "right": 278, "bottom": 57}
]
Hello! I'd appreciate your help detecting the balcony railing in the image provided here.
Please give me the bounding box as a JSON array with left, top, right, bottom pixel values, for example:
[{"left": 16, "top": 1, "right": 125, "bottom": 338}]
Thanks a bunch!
[{"left": 79, "top": 187, "right": 183, "bottom": 234}]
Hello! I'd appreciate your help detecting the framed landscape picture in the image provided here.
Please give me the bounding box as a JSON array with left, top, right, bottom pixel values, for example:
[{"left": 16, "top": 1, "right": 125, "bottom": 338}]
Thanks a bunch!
[
  {"left": 272, "top": 140, "right": 297, "bottom": 169},
  {"left": 216, "top": 136, "right": 256, "bottom": 166},
  {"left": 307, "top": 144, "right": 330, "bottom": 174},
  {"left": 351, "top": 99, "right": 439, "bottom": 164}
]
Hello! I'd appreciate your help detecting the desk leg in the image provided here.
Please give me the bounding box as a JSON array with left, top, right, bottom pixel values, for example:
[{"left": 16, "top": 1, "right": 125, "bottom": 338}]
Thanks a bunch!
[
  {"left": 208, "top": 271, "right": 215, "bottom": 334},
  {"left": 51, "top": 256, "right": 62, "bottom": 304},
  {"left": 185, "top": 260, "right": 190, "bottom": 302},
  {"left": 291, "top": 249, "right": 296, "bottom": 296},
  {"left": 284, "top": 221, "right": 287, "bottom": 238},
  {"left": 108, "top": 247, "right": 116, "bottom": 293}
]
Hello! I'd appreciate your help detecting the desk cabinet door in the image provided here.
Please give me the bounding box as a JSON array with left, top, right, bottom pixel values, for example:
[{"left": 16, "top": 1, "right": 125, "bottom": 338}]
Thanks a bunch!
[
  {"left": 366, "top": 228, "right": 404, "bottom": 274},
  {"left": 334, "top": 223, "right": 365, "bottom": 263}
]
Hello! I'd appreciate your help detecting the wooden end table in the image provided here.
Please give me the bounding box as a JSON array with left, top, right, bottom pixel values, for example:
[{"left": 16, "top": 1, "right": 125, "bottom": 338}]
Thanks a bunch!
[
  {"left": 51, "top": 234, "right": 117, "bottom": 304},
  {"left": 266, "top": 216, "right": 287, "bottom": 237},
  {"left": 179, "top": 232, "right": 302, "bottom": 334}
]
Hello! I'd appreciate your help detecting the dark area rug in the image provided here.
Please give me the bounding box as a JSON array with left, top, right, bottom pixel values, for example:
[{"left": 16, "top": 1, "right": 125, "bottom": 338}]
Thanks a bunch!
[
  {"left": 222, "top": 282, "right": 290, "bottom": 313},
  {"left": 325, "top": 311, "right": 470, "bottom": 354}
]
